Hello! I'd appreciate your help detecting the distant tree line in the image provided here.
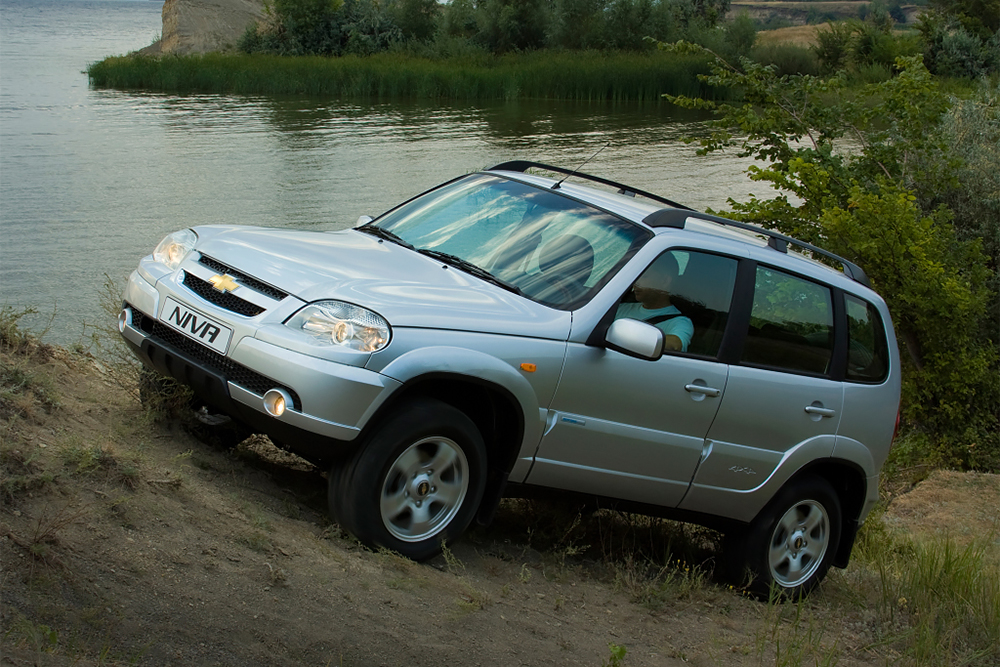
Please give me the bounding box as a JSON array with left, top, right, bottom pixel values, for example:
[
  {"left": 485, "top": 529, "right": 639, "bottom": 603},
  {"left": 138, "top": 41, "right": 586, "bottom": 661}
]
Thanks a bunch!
[
  {"left": 239, "top": 0, "right": 999, "bottom": 81},
  {"left": 239, "top": 0, "right": 734, "bottom": 56}
]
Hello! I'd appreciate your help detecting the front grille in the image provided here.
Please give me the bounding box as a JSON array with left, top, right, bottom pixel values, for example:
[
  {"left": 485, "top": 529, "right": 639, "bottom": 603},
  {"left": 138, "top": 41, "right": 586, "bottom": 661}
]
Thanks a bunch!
[
  {"left": 182, "top": 272, "right": 265, "bottom": 317},
  {"left": 198, "top": 255, "right": 289, "bottom": 302},
  {"left": 128, "top": 305, "right": 302, "bottom": 411}
]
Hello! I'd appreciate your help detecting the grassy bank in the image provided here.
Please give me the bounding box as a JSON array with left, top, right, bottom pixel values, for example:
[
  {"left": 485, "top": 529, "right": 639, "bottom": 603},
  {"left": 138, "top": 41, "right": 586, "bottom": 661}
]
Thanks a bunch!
[
  {"left": 3, "top": 303, "right": 999, "bottom": 666},
  {"left": 86, "top": 50, "right": 721, "bottom": 101}
]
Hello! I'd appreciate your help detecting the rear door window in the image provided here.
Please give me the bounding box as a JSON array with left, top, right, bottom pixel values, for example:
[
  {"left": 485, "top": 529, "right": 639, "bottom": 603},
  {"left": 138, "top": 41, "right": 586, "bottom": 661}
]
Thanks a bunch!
[{"left": 741, "top": 266, "right": 834, "bottom": 375}]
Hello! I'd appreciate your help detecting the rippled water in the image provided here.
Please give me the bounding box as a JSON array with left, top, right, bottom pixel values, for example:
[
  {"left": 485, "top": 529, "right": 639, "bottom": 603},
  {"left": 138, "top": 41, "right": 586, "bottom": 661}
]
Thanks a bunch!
[{"left": 0, "top": 0, "right": 760, "bottom": 343}]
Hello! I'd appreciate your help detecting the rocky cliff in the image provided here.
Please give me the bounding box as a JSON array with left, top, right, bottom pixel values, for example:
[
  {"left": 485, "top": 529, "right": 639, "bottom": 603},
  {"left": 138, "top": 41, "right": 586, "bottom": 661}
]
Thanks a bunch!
[{"left": 141, "top": 0, "right": 266, "bottom": 55}]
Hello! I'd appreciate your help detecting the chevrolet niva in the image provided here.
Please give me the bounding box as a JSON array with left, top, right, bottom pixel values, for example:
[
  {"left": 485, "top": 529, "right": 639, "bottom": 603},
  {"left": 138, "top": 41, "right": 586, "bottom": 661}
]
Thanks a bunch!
[{"left": 119, "top": 162, "right": 900, "bottom": 597}]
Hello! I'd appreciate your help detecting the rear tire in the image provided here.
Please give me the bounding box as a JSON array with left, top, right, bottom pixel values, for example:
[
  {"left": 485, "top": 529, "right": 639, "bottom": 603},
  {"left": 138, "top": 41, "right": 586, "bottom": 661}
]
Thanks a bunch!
[
  {"left": 726, "top": 475, "right": 841, "bottom": 599},
  {"left": 329, "top": 398, "right": 487, "bottom": 561}
]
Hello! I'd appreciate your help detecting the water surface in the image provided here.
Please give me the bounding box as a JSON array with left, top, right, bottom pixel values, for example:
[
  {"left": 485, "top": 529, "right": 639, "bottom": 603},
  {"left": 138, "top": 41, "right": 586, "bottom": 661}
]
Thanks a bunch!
[{"left": 0, "top": 0, "right": 760, "bottom": 343}]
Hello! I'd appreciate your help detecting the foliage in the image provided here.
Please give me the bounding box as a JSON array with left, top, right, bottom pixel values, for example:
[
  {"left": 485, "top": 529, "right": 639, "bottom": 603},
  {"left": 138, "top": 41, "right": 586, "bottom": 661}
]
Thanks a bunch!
[
  {"left": 724, "top": 10, "right": 757, "bottom": 60},
  {"left": 474, "top": 0, "right": 549, "bottom": 53},
  {"left": 0, "top": 305, "right": 39, "bottom": 352},
  {"left": 917, "top": 0, "right": 1000, "bottom": 77},
  {"left": 239, "top": 0, "right": 403, "bottom": 56},
  {"left": 274, "top": 0, "right": 345, "bottom": 55},
  {"left": 936, "top": 83, "right": 1000, "bottom": 280},
  {"left": 343, "top": 0, "right": 404, "bottom": 55},
  {"left": 813, "top": 20, "right": 854, "bottom": 72},
  {"left": 239, "top": 0, "right": 738, "bottom": 57},
  {"left": 813, "top": 16, "right": 922, "bottom": 75},
  {"left": 887, "top": 0, "right": 907, "bottom": 24},
  {"left": 663, "top": 45, "right": 999, "bottom": 470},
  {"left": 602, "top": 643, "right": 628, "bottom": 667},
  {"left": 387, "top": 0, "right": 439, "bottom": 42},
  {"left": 928, "top": 0, "right": 1000, "bottom": 36},
  {"left": 751, "top": 43, "right": 820, "bottom": 76},
  {"left": 602, "top": 0, "right": 661, "bottom": 51}
]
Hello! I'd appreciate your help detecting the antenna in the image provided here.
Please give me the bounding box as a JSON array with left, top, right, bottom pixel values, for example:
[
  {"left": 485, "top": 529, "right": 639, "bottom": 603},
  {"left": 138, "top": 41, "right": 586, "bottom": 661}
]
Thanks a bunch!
[{"left": 552, "top": 143, "right": 611, "bottom": 190}]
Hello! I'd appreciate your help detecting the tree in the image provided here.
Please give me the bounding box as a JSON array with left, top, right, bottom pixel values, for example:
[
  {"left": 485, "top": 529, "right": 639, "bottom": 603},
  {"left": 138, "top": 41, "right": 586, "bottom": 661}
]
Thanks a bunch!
[
  {"left": 388, "top": 0, "right": 440, "bottom": 42},
  {"left": 929, "top": 0, "right": 1000, "bottom": 36},
  {"left": 475, "top": 0, "right": 549, "bottom": 53},
  {"left": 273, "top": 0, "right": 346, "bottom": 55},
  {"left": 662, "top": 44, "right": 999, "bottom": 469},
  {"left": 548, "top": 0, "right": 606, "bottom": 50}
]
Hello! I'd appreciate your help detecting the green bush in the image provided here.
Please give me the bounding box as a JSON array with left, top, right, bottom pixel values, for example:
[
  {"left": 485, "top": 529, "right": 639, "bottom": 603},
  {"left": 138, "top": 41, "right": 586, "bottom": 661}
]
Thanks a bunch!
[
  {"left": 387, "top": 0, "right": 439, "bottom": 42},
  {"left": 723, "top": 10, "right": 756, "bottom": 60},
  {"left": 474, "top": 0, "right": 549, "bottom": 53},
  {"left": 918, "top": 2, "right": 1000, "bottom": 77},
  {"left": 812, "top": 19, "right": 922, "bottom": 76},
  {"left": 664, "top": 46, "right": 999, "bottom": 470},
  {"left": 750, "top": 43, "right": 820, "bottom": 76},
  {"left": 936, "top": 27, "right": 996, "bottom": 77},
  {"left": 814, "top": 21, "right": 854, "bottom": 73}
]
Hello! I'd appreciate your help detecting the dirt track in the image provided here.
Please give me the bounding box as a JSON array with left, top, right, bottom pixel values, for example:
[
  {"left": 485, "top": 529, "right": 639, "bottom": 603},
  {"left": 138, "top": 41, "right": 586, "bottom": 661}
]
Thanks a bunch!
[{"left": 2, "top": 343, "right": 998, "bottom": 666}]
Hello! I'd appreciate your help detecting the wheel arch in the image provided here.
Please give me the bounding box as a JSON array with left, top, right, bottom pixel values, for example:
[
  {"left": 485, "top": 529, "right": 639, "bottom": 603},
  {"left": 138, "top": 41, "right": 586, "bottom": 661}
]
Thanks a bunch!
[
  {"left": 357, "top": 372, "right": 527, "bottom": 525},
  {"left": 362, "top": 373, "right": 526, "bottom": 474},
  {"left": 782, "top": 458, "right": 868, "bottom": 568}
]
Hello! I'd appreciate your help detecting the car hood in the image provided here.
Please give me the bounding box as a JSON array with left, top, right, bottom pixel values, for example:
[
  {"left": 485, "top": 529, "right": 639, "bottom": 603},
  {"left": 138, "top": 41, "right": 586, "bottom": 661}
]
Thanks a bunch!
[{"left": 193, "top": 226, "right": 572, "bottom": 339}]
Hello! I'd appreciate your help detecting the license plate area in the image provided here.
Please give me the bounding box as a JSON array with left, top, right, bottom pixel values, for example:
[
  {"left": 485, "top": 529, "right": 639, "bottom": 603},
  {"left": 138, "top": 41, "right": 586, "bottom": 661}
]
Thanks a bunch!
[{"left": 159, "top": 297, "right": 233, "bottom": 355}]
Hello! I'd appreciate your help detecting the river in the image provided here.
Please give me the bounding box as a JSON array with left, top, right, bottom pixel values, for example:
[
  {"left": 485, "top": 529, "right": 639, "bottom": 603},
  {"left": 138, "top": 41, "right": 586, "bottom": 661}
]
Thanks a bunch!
[{"left": 0, "top": 0, "right": 760, "bottom": 344}]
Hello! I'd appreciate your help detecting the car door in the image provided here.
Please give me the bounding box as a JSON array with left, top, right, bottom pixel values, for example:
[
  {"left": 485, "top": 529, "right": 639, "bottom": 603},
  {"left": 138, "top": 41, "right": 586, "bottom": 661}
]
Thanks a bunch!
[
  {"left": 526, "top": 249, "right": 739, "bottom": 508},
  {"left": 680, "top": 263, "right": 845, "bottom": 515}
]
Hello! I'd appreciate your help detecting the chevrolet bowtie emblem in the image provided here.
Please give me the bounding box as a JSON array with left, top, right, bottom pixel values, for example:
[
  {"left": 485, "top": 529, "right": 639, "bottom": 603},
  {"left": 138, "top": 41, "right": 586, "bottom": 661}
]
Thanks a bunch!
[{"left": 209, "top": 274, "right": 239, "bottom": 293}]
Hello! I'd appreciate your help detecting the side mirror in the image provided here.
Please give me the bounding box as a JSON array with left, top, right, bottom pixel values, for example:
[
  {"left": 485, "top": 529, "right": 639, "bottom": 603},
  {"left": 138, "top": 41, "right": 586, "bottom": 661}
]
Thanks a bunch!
[
  {"left": 606, "top": 318, "right": 663, "bottom": 361},
  {"left": 357, "top": 215, "right": 373, "bottom": 226}
]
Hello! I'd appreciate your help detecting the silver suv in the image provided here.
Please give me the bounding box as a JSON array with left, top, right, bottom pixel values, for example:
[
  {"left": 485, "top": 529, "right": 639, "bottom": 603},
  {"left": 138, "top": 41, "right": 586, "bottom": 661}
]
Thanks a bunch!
[{"left": 119, "top": 162, "right": 900, "bottom": 596}]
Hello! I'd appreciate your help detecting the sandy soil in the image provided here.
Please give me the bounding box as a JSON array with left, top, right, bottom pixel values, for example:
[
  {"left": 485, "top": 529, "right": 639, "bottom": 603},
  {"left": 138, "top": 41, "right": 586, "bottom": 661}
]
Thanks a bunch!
[{"left": 2, "top": 342, "right": 997, "bottom": 666}]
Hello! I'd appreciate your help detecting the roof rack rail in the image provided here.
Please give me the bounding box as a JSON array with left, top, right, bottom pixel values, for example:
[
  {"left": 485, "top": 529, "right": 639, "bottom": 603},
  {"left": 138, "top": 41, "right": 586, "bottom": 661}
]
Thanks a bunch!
[
  {"left": 488, "top": 161, "right": 870, "bottom": 287},
  {"left": 488, "top": 160, "right": 694, "bottom": 212},
  {"left": 645, "top": 208, "right": 871, "bottom": 287}
]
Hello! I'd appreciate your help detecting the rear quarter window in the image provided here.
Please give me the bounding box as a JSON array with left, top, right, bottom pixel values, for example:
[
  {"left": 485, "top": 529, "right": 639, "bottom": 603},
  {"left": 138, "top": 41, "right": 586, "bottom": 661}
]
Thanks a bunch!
[{"left": 845, "top": 293, "right": 890, "bottom": 383}]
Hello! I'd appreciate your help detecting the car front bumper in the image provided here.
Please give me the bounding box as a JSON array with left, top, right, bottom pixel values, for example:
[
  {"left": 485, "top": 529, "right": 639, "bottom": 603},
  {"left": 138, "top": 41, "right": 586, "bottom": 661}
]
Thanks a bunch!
[{"left": 120, "top": 267, "right": 401, "bottom": 459}]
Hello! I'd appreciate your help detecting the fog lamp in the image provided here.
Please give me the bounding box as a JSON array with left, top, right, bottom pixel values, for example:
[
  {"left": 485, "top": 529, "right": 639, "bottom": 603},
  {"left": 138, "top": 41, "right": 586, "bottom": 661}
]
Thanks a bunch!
[
  {"left": 118, "top": 308, "right": 131, "bottom": 334},
  {"left": 263, "top": 389, "right": 292, "bottom": 417}
]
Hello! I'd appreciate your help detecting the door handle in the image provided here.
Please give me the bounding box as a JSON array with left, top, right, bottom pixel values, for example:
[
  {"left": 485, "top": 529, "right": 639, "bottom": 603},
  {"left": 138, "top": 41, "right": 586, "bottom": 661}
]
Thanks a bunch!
[
  {"left": 685, "top": 384, "right": 721, "bottom": 397},
  {"left": 804, "top": 405, "right": 836, "bottom": 418}
]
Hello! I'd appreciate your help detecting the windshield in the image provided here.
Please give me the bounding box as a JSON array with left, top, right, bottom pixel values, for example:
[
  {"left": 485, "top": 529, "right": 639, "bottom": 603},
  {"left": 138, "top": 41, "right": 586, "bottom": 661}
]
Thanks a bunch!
[{"left": 370, "top": 174, "right": 650, "bottom": 309}]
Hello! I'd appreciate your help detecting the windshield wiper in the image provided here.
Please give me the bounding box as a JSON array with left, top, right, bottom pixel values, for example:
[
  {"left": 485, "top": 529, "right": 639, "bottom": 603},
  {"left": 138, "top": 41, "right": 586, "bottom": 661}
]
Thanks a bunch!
[
  {"left": 356, "top": 225, "right": 414, "bottom": 250},
  {"left": 418, "top": 249, "right": 522, "bottom": 296}
]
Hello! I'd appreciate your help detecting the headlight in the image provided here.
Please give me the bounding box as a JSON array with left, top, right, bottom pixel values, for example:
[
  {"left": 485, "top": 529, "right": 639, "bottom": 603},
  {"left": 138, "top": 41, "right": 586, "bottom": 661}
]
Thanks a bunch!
[
  {"left": 153, "top": 229, "right": 197, "bottom": 270},
  {"left": 286, "top": 301, "right": 390, "bottom": 352}
]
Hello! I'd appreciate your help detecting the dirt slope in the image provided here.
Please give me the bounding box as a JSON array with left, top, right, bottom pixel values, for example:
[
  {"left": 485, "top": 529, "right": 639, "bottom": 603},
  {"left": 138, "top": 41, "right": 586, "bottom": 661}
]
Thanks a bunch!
[{"left": 2, "top": 340, "right": 997, "bottom": 666}]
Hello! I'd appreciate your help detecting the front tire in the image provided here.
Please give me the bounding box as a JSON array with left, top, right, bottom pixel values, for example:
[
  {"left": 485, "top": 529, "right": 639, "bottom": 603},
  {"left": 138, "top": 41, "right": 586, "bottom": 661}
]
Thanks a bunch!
[
  {"left": 330, "top": 398, "right": 487, "bottom": 561},
  {"left": 727, "top": 475, "right": 841, "bottom": 599}
]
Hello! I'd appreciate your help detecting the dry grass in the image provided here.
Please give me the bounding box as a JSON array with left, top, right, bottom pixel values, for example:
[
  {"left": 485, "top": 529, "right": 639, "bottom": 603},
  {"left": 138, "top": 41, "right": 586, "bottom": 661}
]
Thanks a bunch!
[{"left": 757, "top": 23, "right": 832, "bottom": 47}]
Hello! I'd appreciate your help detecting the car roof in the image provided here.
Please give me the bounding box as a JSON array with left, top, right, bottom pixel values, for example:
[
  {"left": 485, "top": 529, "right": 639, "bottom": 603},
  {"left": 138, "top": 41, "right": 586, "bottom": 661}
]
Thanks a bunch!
[
  {"left": 484, "top": 166, "right": 871, "bottom": 289},
  {"left": 486, "top": 169, "right": 664, "bottom": 222}
]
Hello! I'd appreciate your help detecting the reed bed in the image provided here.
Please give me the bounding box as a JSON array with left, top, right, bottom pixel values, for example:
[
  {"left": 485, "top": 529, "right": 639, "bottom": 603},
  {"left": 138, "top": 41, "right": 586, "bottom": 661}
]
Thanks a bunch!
[{"left": 87, "top": 50, "right": 721, "bottom": 101}]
